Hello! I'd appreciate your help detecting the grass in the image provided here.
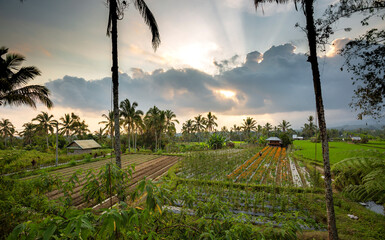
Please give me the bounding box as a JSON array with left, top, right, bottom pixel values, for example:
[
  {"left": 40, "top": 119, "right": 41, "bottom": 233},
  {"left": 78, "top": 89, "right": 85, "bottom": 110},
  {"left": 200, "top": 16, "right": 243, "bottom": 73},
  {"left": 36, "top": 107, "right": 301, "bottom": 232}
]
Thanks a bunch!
[{"left": 292, "top": 140, "right": 385, "bottom": 165}]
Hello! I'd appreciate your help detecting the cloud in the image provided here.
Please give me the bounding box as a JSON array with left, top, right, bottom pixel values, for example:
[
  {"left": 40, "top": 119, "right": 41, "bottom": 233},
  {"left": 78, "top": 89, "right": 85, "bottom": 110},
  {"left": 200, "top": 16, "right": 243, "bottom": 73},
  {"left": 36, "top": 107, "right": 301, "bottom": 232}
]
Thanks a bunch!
[
  {"left": 45, "top": 43, "right": 356, "bottom": 126},
  {"left": 326, "top": 38, "right": 351, "bottom": 57}
]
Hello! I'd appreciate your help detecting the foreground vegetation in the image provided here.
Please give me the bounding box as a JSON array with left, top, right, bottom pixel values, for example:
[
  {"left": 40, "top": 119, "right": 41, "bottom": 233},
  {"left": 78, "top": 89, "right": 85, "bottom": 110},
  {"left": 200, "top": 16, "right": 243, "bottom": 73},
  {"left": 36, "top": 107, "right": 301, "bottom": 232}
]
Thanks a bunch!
[{"left": 1, "top": 145, "right": 384, "bottom": 239}]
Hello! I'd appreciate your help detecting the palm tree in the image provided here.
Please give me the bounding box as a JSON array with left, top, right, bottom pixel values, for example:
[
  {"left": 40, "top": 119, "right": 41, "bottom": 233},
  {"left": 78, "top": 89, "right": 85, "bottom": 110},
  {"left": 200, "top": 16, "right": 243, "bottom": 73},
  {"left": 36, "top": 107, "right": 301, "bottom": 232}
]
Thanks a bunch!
[
  {"left": 0, "top": 118, "right": 16, "bottom": 147},
  {"left": 193, "top": 114, "right": 206, "bottom": 143},
  {"left": 254, "top": 1, "right": 338, "bottom": 238},
  {"left": 263, "top": 122, "right": 272, "bottom": 137},
  {"left": 99, "top": 111, "right": 115, "bottom": 148},
  {"left": 206, "top": 112, "right": 218, "bottom": 132},
  {"left": 164, "top": 110, "right": 179, "bottom": 136},
  {"left": 182, "top": 119, "right": 194, "bottom": 142},
  {"left": 120, "top": 99, "right": 143, "bottom": 152},
  {"left": 144, "top": 106, "right": 165, "bottom": 150},
  {"left": 94, "top": 127, "right": 106, "bottom": 143},
  {"left": 0, "top": 47, "right": 53, "bottom": 109},
  {"left": 75, "top": 120, "right": 90, "bottom": 137},
  {"left": 278, "top": 120, "right": 291, "bottom": 133},
  {"left": 59, "top": 113, "right": 74, "bottom": 141},
  {"left": 107, "top": 0, "right": 160, "bottom": 168},
  {"left": 133, "top": 114, "right": 143, "bottom": 151},
  {"left": 242, "top": 117, "right": 257, "bottom": 139},
  {"left": 32, "top": 111, "right": 57, "bottom": 149},
  {"left": 19, "top": 122, "right": 35, "bottom": 145}
]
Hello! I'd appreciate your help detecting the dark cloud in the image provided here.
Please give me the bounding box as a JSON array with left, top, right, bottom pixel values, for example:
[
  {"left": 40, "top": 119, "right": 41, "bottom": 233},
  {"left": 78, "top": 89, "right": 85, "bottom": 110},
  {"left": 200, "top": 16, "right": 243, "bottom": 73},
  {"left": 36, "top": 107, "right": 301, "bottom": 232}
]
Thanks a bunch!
[
  {"left": 213, "top": 54, "right": 241, "bottom": 73},
  {"left": 46, "top": 68, "right": 238, "bottom": 114},
  {"left": 46, "top": 43, "right": 355, "bottom": 117}
]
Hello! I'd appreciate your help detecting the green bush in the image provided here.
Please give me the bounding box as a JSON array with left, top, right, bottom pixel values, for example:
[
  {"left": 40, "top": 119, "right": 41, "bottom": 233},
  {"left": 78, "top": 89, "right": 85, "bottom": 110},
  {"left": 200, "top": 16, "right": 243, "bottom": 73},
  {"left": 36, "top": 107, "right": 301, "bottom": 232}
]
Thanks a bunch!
[
  {"left": 207, "top": 134, "right": 226, "bottom": 150},
  {"left": 279, "top": 133, "right": 292, "bottom": 148}
]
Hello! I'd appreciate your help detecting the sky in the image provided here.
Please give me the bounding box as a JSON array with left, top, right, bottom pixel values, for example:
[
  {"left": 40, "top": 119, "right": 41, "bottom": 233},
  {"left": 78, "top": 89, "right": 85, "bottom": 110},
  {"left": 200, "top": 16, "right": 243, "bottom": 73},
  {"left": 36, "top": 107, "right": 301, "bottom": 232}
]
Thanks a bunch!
[{"left": 1, "top": 0, "right": 383, "bottom": 133}]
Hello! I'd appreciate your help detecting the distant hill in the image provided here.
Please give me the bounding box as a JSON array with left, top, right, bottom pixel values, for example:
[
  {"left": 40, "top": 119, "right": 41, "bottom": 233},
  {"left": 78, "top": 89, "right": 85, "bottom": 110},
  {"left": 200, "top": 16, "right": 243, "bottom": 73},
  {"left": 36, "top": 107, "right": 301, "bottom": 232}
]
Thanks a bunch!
[{"left": 328, "top": 124, "right": 384, "bottom": 131}]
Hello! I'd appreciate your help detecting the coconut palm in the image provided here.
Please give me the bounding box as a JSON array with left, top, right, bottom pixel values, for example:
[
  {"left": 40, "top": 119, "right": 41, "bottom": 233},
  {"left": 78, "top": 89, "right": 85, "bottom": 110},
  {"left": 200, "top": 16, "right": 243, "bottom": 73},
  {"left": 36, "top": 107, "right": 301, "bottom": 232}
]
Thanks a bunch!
[
  {"left": 75, "top": 120, "right": 90, "bottom": 137},
  {"left": 99, "top": 111, "right": 115, "bottom": 148},
  {"left": 32, "top": 111, "right": 57, "bottom": 149},
  {"left": 107, "top": 0, "right": 160, "bottom": 168},
  {"left": 0, "top": 118, "right": 16, "bottom": 147},
  {"left": 231, "top": 124, "right": 241, "bottom": 141},
  {"left": 133, "top": 114, "right": 143, "bottom": 151},
  {"left": 120, "top": 99, "right": 143, "bottom": 152},
  {"left": 242, "top": 117, "right": 257, "bottom": 138},
  {"left": 205, "top": 112, "right": 218, "bottom": 132},
  {"left": 182, "top": 119, "right": 194, "bottom": 142},
  {"left": 253, "top": 1, "right": 338, "bottom": 238},
  {"left": 19, "top": 122, "right": 35, "bottom": 145},
  {"left": 263, "top": 122, "right": 272, "bottom": 137},
  {"left": 144, "top": 106, "right": 165, "bottom": 150},
  {"left": 94, "top": 127, "right": 106, "bottom": 143},
  {"left": 164, "top": 110, "right": 179, "bottom": 136},
  {"left": 59, "top": 113, "right": 74, "bottom": 140},
  {"left": 278, "top": 120, "right": 291, "bottom": 133},
  {"left": 193, "top": 114, "right": 206, "bottom": 143},
  {"left": 0, "top": 47, "right": 53, "bottom": 109}
]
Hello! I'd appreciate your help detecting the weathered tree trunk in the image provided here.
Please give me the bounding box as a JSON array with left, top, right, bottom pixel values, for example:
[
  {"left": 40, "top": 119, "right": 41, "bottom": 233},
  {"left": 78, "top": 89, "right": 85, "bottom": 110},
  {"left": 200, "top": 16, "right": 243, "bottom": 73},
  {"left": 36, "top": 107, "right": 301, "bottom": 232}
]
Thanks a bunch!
[
  {"left": 305, "top": 1, "right": 339, "bottom": 239},
  {"left": 110, "top": 0, "right": 121, "bottom": 169}
]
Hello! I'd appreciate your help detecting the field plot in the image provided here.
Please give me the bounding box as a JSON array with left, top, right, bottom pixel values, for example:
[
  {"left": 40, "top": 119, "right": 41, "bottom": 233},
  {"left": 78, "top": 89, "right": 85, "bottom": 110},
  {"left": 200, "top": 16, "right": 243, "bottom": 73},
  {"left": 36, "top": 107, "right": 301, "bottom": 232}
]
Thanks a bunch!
[
  {"left": 40, "top": 154, "right": 179, "bottom": 210},
  {"left": 172, "top": 148, "right": 325, "bottom": 232},
  {"left": 293, "top": 140, "right": 385, "bottom": 164},
  {"left": 178, "top": 148, "right": 259, "bottom": 181},
  {"left": 226, "top": 146, "right": 308, "bottom": 187}
]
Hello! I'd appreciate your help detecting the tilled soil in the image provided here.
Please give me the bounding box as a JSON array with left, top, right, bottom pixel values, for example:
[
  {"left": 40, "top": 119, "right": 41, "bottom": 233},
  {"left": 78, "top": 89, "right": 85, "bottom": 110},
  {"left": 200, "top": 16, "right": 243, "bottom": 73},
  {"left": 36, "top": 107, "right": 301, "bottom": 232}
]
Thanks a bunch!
[{"left": 45, "top": 155, "right": 179, "bottom": 209}]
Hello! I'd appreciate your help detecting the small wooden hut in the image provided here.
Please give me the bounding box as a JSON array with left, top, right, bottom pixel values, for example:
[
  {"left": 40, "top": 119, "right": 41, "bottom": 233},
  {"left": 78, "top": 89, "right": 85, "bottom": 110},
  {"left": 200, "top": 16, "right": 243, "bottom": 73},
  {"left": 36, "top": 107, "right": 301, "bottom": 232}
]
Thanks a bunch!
[
  {"left": 266, "top": 137, "right": 282, "bottom": 147},
  {"left": 66, "top": 139, "right": 101, "bottom": 155}
]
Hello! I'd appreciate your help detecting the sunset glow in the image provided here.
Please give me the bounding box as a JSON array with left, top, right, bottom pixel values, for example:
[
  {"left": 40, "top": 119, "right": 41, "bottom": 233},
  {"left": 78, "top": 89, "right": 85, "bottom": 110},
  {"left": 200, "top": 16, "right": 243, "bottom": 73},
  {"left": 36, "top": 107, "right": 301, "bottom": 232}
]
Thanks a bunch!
[{"left": 216, "top": 89, "right": 236, "bottom": 99}]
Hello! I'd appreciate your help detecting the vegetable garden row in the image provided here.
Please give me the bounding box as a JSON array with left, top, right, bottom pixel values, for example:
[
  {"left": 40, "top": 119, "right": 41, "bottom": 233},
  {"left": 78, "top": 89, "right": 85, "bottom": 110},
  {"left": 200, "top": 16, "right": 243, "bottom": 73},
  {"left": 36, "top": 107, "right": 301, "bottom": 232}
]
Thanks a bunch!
[
  {"left": 31, "top": 154, "right": 180, "bottom": 210},
  {"left": 227, "top": 146, "right": 310, "bottom": 187}
]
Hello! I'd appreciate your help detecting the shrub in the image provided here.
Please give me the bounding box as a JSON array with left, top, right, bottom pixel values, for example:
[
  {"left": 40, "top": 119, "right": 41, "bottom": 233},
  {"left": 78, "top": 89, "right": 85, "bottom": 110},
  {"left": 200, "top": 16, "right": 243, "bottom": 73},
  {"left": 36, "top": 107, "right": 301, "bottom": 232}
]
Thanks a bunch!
[
  {"left": 226, "top": 141, "right": 235, "bottom": 148},
  {"left": 207, "top": 134, "right": 226, "bottom": 150},
  {"left": 279, "top": 133, "right": 292, "bottom": 148}
]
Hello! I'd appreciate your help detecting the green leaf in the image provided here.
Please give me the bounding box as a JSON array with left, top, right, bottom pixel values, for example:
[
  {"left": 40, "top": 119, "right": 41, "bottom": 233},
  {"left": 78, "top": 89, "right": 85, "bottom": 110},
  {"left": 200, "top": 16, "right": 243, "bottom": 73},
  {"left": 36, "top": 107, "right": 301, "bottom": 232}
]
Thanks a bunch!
[{"left": 43, "top": 224, "right": 57, "bottom": 240}]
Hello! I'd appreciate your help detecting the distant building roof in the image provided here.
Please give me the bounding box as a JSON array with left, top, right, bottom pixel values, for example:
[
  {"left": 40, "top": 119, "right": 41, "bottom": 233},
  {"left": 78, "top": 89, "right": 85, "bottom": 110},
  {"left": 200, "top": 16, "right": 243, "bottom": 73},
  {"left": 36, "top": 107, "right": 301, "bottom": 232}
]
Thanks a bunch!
[
  {"left": 351, "top": 137, "right": 361, "bottom": 141},
  {"left": 266, "top": 137, "right": 282, "bottom": 142},
  {"left": 67, "top": 140, "right": 101, "bottom": 150}
]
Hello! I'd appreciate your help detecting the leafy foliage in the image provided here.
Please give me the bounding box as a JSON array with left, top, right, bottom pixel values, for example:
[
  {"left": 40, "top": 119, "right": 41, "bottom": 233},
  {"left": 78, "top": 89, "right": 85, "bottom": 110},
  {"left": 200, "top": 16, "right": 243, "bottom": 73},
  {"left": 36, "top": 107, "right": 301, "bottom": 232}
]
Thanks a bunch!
[
  {"left": 332, "top": 155, "right": 385, "bottom": 203},
  {"left": 207, "top": 133, "right": 226, "bottom": 150},
  {"left": 341, "top": 29, "right": 385, "bottom": 119}
]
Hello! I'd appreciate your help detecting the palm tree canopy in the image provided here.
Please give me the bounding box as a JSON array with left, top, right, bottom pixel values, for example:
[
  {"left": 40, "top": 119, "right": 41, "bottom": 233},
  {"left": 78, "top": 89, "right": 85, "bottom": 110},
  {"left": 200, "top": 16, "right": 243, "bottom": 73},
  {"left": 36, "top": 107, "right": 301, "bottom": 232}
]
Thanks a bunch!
[
  {"left": 107, "top": 0, "right": 160, "bottom": 51},
  {"left": 120, "top": 99, "right": 143, "bottom": 131},
  {"left": 0, "top": 118, "right": 16, "bottom": 137},
  {"left": 0, "top": 47, "right": 53, "bottom": 109},
  {"left": 242, "top": 117, "right": 257, "bottom": 132},
  {"left": 193, "top": 114, "right": 206, "bottom": 133},
  {"left": 32, "top": 111, "right": 56, "bottom": 134},
  {"left": 206, "top": 112, "right": 218, "bottom": 132},
  {"left": 278, "top": 120, "right": 292, "bottom": 132}
]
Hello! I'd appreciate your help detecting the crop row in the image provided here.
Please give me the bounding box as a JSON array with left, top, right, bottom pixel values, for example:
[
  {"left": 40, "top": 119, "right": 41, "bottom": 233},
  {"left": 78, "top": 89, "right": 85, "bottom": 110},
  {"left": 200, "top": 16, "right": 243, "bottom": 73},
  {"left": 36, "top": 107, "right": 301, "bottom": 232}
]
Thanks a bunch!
[{"left": 227, "top": 146, "right": 296, "bottom": 186}]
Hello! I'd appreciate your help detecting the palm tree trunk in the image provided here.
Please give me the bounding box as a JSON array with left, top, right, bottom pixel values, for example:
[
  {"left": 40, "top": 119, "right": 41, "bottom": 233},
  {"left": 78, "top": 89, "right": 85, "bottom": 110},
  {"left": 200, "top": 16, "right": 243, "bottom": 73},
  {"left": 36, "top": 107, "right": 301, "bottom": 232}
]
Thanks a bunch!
[
  {"left": 46, "top": 134, "right": 49, "bottom": 149},
  {"left": 305, "top": 1, "right": 338, "bottom": 239},
  {"left": 155, "top": 131, "right": 158, "bottom": 151},
  {"left": 128, "top": 126, "right": 131, "bottom": 152},
  {"left": 110, "top": 0, "right": 121, "bottom": 169}
]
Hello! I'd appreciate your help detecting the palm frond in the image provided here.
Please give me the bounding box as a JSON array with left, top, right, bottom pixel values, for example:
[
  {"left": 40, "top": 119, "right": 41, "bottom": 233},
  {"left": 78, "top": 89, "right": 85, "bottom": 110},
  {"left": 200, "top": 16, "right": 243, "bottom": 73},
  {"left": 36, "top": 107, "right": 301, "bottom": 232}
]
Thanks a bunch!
[
  {"left": 1, "top": 85, "right": 53, "bottom": 109},
  {"left": 5, "top": 53, "right": 25, "bottom": 71},
  {"left": 0, "top": 46, "right": 8, "bottom": 57},
  {"left": 134, "top": 0, "right": 161, "bottom": 51},
  {"left": 8, "top": 66, "right": 41, "bottom": 88}
]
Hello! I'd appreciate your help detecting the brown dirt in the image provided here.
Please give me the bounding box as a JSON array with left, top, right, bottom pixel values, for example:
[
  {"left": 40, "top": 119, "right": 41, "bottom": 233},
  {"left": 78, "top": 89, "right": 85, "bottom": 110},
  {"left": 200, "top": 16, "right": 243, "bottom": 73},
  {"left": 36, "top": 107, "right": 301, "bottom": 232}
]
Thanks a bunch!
[{"left": 45, "top": 155, "right": 179, "bottom": 210}]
